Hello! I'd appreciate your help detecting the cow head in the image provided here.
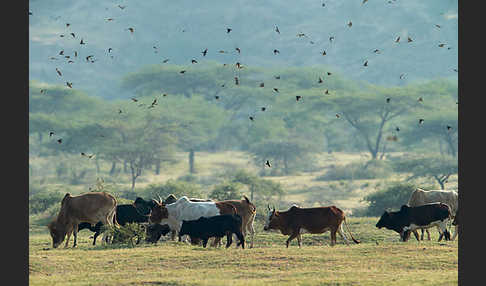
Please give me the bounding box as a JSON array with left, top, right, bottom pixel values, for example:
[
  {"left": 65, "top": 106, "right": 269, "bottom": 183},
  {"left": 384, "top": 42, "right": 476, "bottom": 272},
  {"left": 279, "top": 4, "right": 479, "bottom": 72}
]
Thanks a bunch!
[
  {"left": 376, "top": 211, "right": 391, "bottom": 229},
  {"left": 47, "top": 220, "right": 66, "bottom": 248},
  {"left": 263, "top": 205, "right": 279, "bottom": 231},
  {"left": 148, "top": 202, "right": 169, "bottom": 224},
  {"left": 164, "top": 194, "right": 177, "bottom": 205}
]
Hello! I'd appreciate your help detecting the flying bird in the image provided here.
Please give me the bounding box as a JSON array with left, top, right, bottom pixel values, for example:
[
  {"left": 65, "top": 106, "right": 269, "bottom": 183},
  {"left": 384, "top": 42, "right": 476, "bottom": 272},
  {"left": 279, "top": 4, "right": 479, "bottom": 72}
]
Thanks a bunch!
[
  {"left": 86, "top": 55, "right": 94, "bottom": 62},
  {"left": 40, "top": 89, "right": 46, "bottom": 94},
  {"left": 265, "top": 160, "right": 271, "bottom": 167},
  {"left": 400, "top": 74, "right": 405, "bottom": 79},
  {"left": 327, "top": 72, "right": 332, "bottom": 76},
  {"left": 162, "top": 59, "right": 169, "bottom": 63},
  {"left": 68, "top": 60, "right": 74, "bottom": 63},
  {"left": 438, "top": 43, "right": 445, "bottom": 47},
  {"left": 218, "top": 50, "right": 226, "bottom": 53},
  {"left": 275, "top": 25, "right": 280, "bottom": 34},
  {"left": 362, "top": 0, "right": 368, "bottom": 4},
  {"left": 57, "top": 139, "right": 62, "bottom": 144},
  {"left": 59, "top": 50, "right": 64, "bottom": 55},
  {"left": 273, "top": 88, "right": 279, "bottom": 93},
  {"left": 105, "top": 18, "right": 114, "bottom": 21},
  {"left": 215, "top": 96, "right": 220, "bottom": 100},
  {"left": 329, "top": 36, "right": 335, "bottom": 43},
  {"left": 274, "top": 75, "right": 281, "bottom": 79},
  {"left": 70, "top": 32, "right": 75, "bottom": 38},
  {"left": 249, "top": 116, "right": 254, "bottom": 121},
  {"left": 118, "top": 109, "right": 123, "bottom": 114},
  {"left": 335, "top": 114, "right": 340, "bottom": 118},
  {"left": 453, "top": 69, "right": 458, "bottom": 72},
  {"left": 373, "top": 49, "right": 381, "bottom": 54},
  {"left": 108, "top": 48, "right": 112, "bottom": 53},
  {"left": 435, "top": 24, "right": 441, "bottom": 28},
  {"left": 395, "top": 36, "right": 400, "bottom": 43},
  {"left": 364, "top": 60, "right": 368, "bottom": 67},
  {"left": 29, "top": 11, "right": 33, "bottom": 15},
  {"left": 419, "top": 119, "right": 424, "bottom": 124},
  {"left": 56, "top": 68, "right": 62, "bottom": 76},
  {"left": 386, "top": 98, "right": 391, "bottom": 103},
  {"left": 261, "top": 107, "right": 266, "bottom": 111},
  {"left": 259, "top": 83, "right": 265, "bottom": 87},
  {"left": 395, "top": 127, "right": 400, "bottom": 132},
  {"left": 74, "top": 51, "right": 78, "bottom": 57},
  {"left": 66, "top": 82, "right": 72, "bottom": 88},
  {"left": 80, "top": 39, "right": 85, "bottom": 45},
  {"left": 273, "top": 49, "right": 280, "bottom": 55},
  {"left": 235, "top": 62, "right": 243, "bottom": 69},
  {"left": 347, "top": 21, "right": 352, "bottom": 27},
  {"left": 325, "top": 89, "right": 329, "bottom": 95},
  {"left": 227, "top": 28, "right": 232, "bottom": 33},
  {"left": 296, "top": 95, "right": 303, "bottom": 101},
  {"left": 407, "top": 36, "right": 413, "bottom": 42},
  {"left": 447, "top": 125, "right": 452, "bottom": 131},
  {"left": 118, "top": 5, "right": 126, "bottom": 9},
  {"left": 235, "top": 47, "right": 241, "bottom": 54},
  {"left": 131, "top": 98, "right": 138, "bottom": 102},
  {"left": 321, "top": 50, "right": 327, "bottom": 56},
  {"left": 318, "top": 77, "right": 323, "bottom": 83},
  {"left": 386, "top": 135, "right": 398, "bottom": 142},
  {"left": 191, "top": 59, "right": 198, "bottom": 64},
  {"left": 235, "top": 77, "right": 239, "bottom": 85},
  {"left": 128, "top": 27, "right": 134, "bottom": 33},
  {"left": 180, "top": 70, "right": 186, "bottom": 74},
  {"left": 66, "top": 23, "right": 70, "bottom": 28},
  {"left": 49, "top": 131, "right": 55, "bottom": 137},
  {"left": 60, "top": 34, "right": 65, "bottom": 38},
  {"left": 202, "top": 48, "right": 208, "bottom": 56},
  {"left": 418, "top": 97, "right": 423, "bottom": 102}
]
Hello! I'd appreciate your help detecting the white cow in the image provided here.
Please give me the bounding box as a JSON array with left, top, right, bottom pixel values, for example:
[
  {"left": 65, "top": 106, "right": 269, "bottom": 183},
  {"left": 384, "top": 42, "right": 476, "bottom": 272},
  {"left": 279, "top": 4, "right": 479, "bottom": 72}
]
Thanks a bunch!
[
  {"left": 148, "top": 196, "right": 237, "bottom": 244},
  {"left": 407, "top": 188, "right": 458, "bottom": 240}
]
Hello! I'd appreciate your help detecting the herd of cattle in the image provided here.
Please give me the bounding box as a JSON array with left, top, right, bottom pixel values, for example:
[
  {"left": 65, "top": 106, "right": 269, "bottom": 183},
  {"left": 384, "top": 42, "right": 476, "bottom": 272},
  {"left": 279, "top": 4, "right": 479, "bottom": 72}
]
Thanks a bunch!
[{"left": 46, "top": 188, "right": 459, "bottom": 249}]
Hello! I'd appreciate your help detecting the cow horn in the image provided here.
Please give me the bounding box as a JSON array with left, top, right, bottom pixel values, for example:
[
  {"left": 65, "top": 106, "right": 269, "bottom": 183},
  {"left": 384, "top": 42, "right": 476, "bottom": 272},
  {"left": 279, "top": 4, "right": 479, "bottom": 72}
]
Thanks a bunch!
[{"left": 157, "top": 194, "right": 163, "bottom": 204}]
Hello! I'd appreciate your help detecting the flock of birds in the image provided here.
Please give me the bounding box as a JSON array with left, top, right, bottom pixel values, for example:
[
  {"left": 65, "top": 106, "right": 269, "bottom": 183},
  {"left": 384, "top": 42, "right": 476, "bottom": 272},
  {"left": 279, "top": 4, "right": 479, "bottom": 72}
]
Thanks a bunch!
[{"left": 30, "top": 1, "right": 457, "bottom": 168}]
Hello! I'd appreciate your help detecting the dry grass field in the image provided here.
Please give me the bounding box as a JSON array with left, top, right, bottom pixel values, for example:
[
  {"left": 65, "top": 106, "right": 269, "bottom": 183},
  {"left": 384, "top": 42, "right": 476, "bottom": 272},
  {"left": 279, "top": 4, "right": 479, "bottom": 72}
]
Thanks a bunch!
[{"left": 29, "top": 218, "right": 458, "bottom": 286}]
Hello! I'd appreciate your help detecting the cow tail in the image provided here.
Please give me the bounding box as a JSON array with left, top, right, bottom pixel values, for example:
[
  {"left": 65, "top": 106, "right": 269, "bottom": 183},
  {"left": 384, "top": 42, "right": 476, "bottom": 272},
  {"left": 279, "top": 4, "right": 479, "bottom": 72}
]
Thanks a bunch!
[{"left": 343, "top": 217, "right": 360, "bottom": 244}]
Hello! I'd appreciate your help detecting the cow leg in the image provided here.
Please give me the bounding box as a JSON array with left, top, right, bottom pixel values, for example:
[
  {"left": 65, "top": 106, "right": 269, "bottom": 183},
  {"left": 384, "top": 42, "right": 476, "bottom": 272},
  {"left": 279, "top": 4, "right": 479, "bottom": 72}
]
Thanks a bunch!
[
  {"left": 412, "top": 230, "right": 420, "bottom": 242},
  {"left": 202, "top": 238, "right": 209, "bottom": 248},
  {"left": 73, "top": 224, "right": 78, "bottom": 248},
  {"left": 330, "top": 228, "right": 338, "bottom": 246},
  {"left": 65, "top": 227, "right": 73, "bottom": 248},
  {"left": 426, "top": 229, "right": 431, "bottom": 241},
  {"left": 286, "top": 232, "right": 299, "bottom": 248},
  {"left": 235, "top": 231, "right": 245, "bottom": 249},
  {"left": 248, "top": 220, "right": 255, "bottom": 249},
  {"left": 297, "top": 233, "right": 302, "bottom": 248},
  {"left": 226, "top": 233, "right": 233, "bottom": 248},
  {"left": 437, "top": 221, "right": 450, "bottom": 241},
  {"left": 171, "top": 230, "right": 177, "bottom": 241},
  {"left": 451, "top": 225, "right": 459, "bottom": 241},
  {"left": 337, "top": 224, "right": 349, "bottom": 245},
  {"left": 211, "top": 237, "right": 222, "bottom": 248}
]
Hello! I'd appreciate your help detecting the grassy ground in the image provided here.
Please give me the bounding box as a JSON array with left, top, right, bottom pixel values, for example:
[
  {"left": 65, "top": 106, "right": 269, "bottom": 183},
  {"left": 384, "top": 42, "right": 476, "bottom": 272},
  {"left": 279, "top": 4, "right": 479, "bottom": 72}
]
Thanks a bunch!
[{"left": 29, "top": 218, "right": 457, "bottom": 286}]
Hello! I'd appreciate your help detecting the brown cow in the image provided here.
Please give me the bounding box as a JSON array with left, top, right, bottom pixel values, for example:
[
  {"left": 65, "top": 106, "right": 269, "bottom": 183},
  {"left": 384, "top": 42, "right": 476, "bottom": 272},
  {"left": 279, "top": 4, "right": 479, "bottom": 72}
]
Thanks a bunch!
[
  {"left": 217, "top": 196, "right": 256, "bottom": 248},
  {"left": 48, "top": 192, "right": 117, "bottom": 248},
  {"left": 264, "top": 205, "right": 360, "bottom": 247}
]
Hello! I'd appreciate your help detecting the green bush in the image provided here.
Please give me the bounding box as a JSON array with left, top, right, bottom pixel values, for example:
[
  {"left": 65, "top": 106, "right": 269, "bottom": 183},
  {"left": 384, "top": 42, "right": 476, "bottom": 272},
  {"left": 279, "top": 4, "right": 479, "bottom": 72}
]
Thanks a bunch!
[
  {"left": 106, "top": 223, "right": 146, "bottom": 247},
  {"left": 29, "top": 190, "right": 65, "bottom": 215},
  {"left": 316, "top": 160, "right": 393, "bottom": 181},
  {"left": 360, "top": 182, "right": 416, "bottom": 217},
  {"left": 209, "top": 181, "right": 244, "bottom": 201}
]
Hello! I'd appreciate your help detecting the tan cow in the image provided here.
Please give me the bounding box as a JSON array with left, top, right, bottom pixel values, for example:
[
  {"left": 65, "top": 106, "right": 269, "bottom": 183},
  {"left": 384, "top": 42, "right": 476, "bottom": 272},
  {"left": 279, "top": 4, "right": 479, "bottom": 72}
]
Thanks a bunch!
[
  {"left": 48, "top": 192, "right": 117, "bottom": 248},
  {"left": 407, "top": 188, "right": 458, "bottom": 240},
  {"left": 217, "top": 196, "right": 256, "bottom": 248}
]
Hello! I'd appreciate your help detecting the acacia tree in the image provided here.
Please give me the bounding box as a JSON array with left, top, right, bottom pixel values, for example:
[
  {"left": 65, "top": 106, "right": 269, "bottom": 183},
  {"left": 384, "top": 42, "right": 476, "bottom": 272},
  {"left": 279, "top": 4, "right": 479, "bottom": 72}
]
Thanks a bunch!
[
  {"left": 397, "top": 155, "right": 458, "bottom": 189},
  {"left": 310, "top": 84, "right": 423, "bottom": 160}
]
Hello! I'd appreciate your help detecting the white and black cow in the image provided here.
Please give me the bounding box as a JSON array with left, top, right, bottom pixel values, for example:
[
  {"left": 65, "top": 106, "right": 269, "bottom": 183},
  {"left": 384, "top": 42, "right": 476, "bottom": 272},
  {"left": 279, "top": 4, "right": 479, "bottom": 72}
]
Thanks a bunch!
[
  {"left": 376, "top": 203, "right": 452, "bottom": 242},
  {"left": 148, "top": 196, "right": 237, "bottom": 245},
  {"left": 178, "top": 214, "right": 245, "bottom": 248}
]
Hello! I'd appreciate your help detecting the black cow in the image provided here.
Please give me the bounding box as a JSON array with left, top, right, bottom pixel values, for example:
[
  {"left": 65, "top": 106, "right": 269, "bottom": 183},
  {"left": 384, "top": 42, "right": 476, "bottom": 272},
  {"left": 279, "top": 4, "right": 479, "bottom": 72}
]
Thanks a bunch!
[
  {"left": 77, "top": 203, "right": 151, "bottom": 245},
  {"left": 376, "top": 203, "right": 452, "bottom": 242},
  {"left": 145, "top": 223, "right": 172, "bottom": 243},
  {"left": 179, "top": 214, "right": 245, "bottom": 248}
]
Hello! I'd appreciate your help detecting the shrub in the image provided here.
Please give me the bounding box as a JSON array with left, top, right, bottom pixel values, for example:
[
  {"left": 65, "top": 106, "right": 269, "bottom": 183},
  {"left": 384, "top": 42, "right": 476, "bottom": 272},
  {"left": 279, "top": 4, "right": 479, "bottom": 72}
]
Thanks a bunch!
[
  {"left": 360, "top": 182, "right": 416, "bottom": 216},
  {"left": 316, "top": 160, "right": 393, "bottom": 181},
  {"left": 209, "top": 181, "right": 244, "bottom": 201},
  {"left": 29, "top": 190, "right": 65, "bottom": 215},
  {"left": 106, "top": 223, "right": 146, "bottom": 247}
]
